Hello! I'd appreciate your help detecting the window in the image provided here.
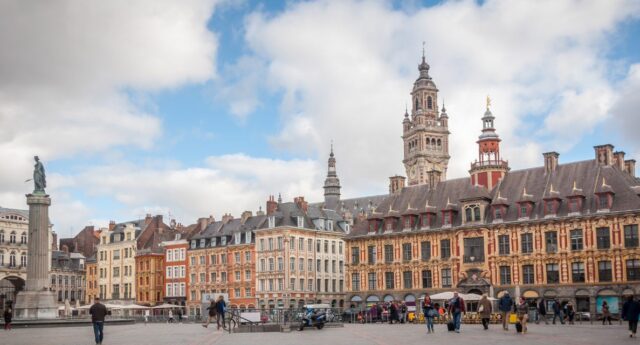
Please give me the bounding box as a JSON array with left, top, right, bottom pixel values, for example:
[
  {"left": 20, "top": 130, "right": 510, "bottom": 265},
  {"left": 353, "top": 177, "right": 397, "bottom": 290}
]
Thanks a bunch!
[
  {"left": 570, "top": 229, "right": 583, "bottom": 251},
  {"left": 627, "top": 259, "right": 640, "bottom": 281},
  {"left": 625, "top": 225, "right": 639, "bottom": 248},
  {"left": 113, "top": 267, "right": 120, "bottom": 277},
  {"left": 277, "top": 237, "right": 283, "bottom": 250},
  {"left": 332, "top": 241, "right": 336, "bottom": 253},
  {"left": 20, "top": 232, "right": 26, "bottom": 244},
  {"left": 427, "top": 96, "right": 433, "bottom": 109},
  {"left": 546, "top": 263, "right": 559, "bottom": 284},
  {"left": 499, "top": 266, "right": 511, "bottom": 285},
  {"left": 200, "top": 273, "right": 206, "bottom": 283},
  {"left": 308, "top": 239, "right": 313, "bottom": 252},
  {"left": 113, "top": 249, "right": 120, "bottom": 260},
  {"left": 277, "top": 257, "right": 283, "bottom": 271},
  {"left": 297, "top": 216, "right": 304, "bottom": 228},
  {"left": 384, "top": 245, "right": 394, "bottom": 263},
  {"left": 402, "top": 243, "right": 412, "bottom": 261},
  {"left": 199, "top": 256, "right": 205, "bottom": 265},
  {"left": 572, "top": 262, "right": 585, "bottom": 283},
  {"left": 441, "top": 268, "right": 452, "bottom": 288},
  {"left": 351, "top": 247, "right": 360, "bottom": 264},
  {"left": 268, "top": 238, "right": 273, "bottom": 250},
  {"left": 440, "top": 239, "right": 451, "bottom": 259},
  {"left": 317, "top": 259, "right": 321, "bottom": 272},
  {"left": 367, "top": 245, "right": 376, "bottom": 264},
  {"left": 9, "top": 232, "right": 16, "bottom": 244},
  {"left": 245, "top": 270, "right": 251, "bottom": 280},
  {"left": 443, "top": 212, "right": 451, "bottom": 226},
  {"left": 317, "top": 240, "right": 321, "bottom": 252},
  {"left": 308, "top": 259, "right": 313, "bottom": 271},
  {"left": 599, "top": 261, "right": 612, "bottom": 282},
  {"left": 324, "top": 259, "right": 329, "bottom": 273},
  {"left": 521, "top": 233, "right": 533, "bottom": 254},
  {"left": 339, "top": 242, "right": 343, "bottom": 254},
  {"left": 290, "top": 257, "right": 295, "bottom": 271},
  {"left": 596, "top": 227, "right": 610, "bottom": 249},
  {"left": 522, "top": 265, "right": 535, "bottom": 284},
  {"left": 598, "top": 194, "right": 609, "bottom": 209},
  {"left": 403, "top": 271, "right": 412, "bottom": 289},
  {"left": 324, "top": 240, "right": 329, "bottom": 253},
  {"left": 545, "top": 231, "right": 558, "bottom": 253},
  {"left": 494, "top": 207, "right": 503, "bottom": 220},
  {"left": 221, "top": 272, "right": 227, "bottom": 283},
  {"left": 351, "top": 273, "right": 361, "bottom": 291},
  {"left": 299, "top": 238, "right": 304, "bottom": 250},
  {"left": 420, "top": 241, "right": 431, "bottom": 261},
  {"left": 20, "top": 253, "right": 26, "bottom": 266},
  {"left": 299, "top": 258, "right": 304, "bottom": 271},
  {"left": 498, "top": 235, "right": 510, "bottom": 255},
  {"left": 368, "top": 273, "right": 377, "bottom": 290},
  {"left": 339, "top": 260, "right": 343, "bottom": 273},
  {"left": 463, "top": 237, "right": 484, "bottom": 263},
  {"left": 268, "top": 258, "right": 274, "bottom": 271},
  {"left": 421, "top": 270, "right": 432, "bottom": 288},
  {"left": 519, "top": 204, "right": 529, "bottom": 218},
  {"left": 384, "top": 272, "right": 394, "bottom": 289},
  {"left": 268, "top": 216, "right": 275, "bottom": 228}
]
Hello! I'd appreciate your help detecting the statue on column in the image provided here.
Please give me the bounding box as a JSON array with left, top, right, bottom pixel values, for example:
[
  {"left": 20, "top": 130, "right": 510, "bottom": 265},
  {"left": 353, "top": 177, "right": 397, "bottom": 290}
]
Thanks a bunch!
[{"left": 33, "top": 155, "right": 46, "bottom": 194}]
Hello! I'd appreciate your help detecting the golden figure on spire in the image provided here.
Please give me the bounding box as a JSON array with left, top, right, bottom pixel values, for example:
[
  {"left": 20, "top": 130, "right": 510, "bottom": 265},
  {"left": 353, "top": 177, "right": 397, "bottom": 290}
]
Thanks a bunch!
[{"left": 486, "top": 95, "right": 492, "bottom": 110}]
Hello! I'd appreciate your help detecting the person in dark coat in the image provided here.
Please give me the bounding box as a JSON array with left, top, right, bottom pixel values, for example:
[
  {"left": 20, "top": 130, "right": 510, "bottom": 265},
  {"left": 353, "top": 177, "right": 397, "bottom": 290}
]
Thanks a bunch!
[
  {"left": 389, "top": 302, "right": 398, "bottom": 324},
  {"left": 202, "top": 301, "right": 217, "bottom": 328},
  {"left": 89, "top": 297, "right": 107, "bottom": 345},
  {"left": 602, "top": 300, "right": 612, "bottom": 325},
  {"left": 3, "top": 307, "right": 12, "bottom": 331},
  {"left": 552, "top": 299, "right": 564, "bottom": 324},
  {"left": 215, "top": 295, "right": 227, "bottom": 330},
  {"left": 622, "top": 296, "right": 640, "bottom": 338},
  {"left": 537, "top": 299, "right": 548, "bottom": 324},
  {"left": 498, "top": 292, "right": 513, "bottom": 331},
  {"left": 448, "top": 292, "right": 466, "bottom": 333}
]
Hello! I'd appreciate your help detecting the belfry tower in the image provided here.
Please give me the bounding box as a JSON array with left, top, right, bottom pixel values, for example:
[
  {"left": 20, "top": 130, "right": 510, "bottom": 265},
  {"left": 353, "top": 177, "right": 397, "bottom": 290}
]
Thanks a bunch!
[
  {"left": 323, "top": 143, "right": 341, "bottom": 210},
  {"left": 469, "top": 97, "right": 510, "bottom": 189},
  {"left": 402, "top": 48, "right": 450, "bottom": 186}
]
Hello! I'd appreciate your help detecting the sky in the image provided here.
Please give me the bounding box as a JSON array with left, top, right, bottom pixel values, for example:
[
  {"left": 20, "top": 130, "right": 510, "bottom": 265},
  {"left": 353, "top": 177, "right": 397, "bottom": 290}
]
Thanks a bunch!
[{"left": 1, "top": 0, "right": 640, "bottom": 238}]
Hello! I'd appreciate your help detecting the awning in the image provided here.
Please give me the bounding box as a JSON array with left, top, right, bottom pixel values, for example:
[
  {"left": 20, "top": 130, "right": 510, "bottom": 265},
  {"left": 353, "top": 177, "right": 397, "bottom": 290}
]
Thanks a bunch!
[
  {"left": 597, "top": 289, "right": 617, "bottom": 296},
  {"left": 523, "top": 290, "right": 539, "bottom": 298},
  {"left": 350, "top": 296, "right": 363, "bottom": 302},
  {"left": 543, "top": 290, "right": 558, "bottom": 298},
  {"left": 366, "top": 295, "right": 380, "bottom": 302}
]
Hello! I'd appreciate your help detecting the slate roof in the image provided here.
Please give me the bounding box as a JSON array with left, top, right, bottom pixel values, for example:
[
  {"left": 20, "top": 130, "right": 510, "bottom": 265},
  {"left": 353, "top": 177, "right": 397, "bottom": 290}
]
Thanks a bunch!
[{"left": 0, "top": 207, "right": 29, "bottom": 219}]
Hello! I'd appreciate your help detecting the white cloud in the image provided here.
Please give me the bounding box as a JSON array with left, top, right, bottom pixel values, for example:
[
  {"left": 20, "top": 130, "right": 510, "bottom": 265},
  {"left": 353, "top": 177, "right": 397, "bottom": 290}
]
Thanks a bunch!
[{"left": 609, "top": 63, "right": 640, "bottom": 164}]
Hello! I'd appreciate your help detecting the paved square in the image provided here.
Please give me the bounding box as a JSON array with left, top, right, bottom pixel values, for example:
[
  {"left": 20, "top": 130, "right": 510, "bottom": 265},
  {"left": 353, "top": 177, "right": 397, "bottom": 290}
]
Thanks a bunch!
[{"left": 0, "top": 322, "right": 636, "bottom": 345}]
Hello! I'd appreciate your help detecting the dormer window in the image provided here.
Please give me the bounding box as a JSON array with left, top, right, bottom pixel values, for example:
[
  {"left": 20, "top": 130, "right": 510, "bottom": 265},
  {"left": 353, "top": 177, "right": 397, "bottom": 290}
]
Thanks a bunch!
[
  {"left": 404, "top": 217, "right": 411, "bottom": 229},
  {"left": 442, "top": 211, "right": 452, "bottom": 226},
  {"left": 326, "top": 220, "right": 334, "bottom": 231},
  {"left": 568, "top": 197, "right": 582, "bottom": 213},
  {"left": 199, "top": 239, "right": 205, "bottom": 248},
  {"left": 235, "top": 233, "right": 241, "bottom": 244},
  {"left": 245, "top": 231, "right": 252, "bottom": 244},
  {"left": 598, "top": 194, "right": 611, "bottom": 210},
  {"left": 544, "top": 199, "right": 560, "bottom": 216},
  {"left": 211, "top": 238, "right": 217, "bottom": 247},
  {"left": 221, "top": 237, "right": 227, "bottom": 246},
  {"left": 190, "top": 240, "right": 196, "bottom": 249},
  {"left": 297, "top": 216, "right": 304, "bottom": 228},
  {"left": 464, "top": 205, "right": 481, "bottom": 223},
  {"left": 268, "top": 216, "right": 275, "bottom": 228},
  {"left": 344, "top": 223, "right": 350, "bottom": 233},
  {"left": 518, "top": 202, "right": 532, "bottom": 218},
  {"left": 421, "top": 213, "right": 434, "bottom": 228},
  {"left": 494, "top": 207, "right": 503, "bottom": 220}
]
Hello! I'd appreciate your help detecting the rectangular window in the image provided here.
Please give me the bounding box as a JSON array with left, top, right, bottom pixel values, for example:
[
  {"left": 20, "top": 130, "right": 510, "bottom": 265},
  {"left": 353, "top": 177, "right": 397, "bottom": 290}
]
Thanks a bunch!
[
  {"left": 402, "top": 243, "right": 412, "bottom": 261},
  {"left": 308, "top": 239, "right": 313, "bottom": 252},
  {"left": 351, "top": 247, "right": 360, "bottom": 264},
  {"left": 420, "top": 241, "right": 431, "bottom": 261},
  {"left": 521, "top": 233, "right": 533, "bottom": 254},
  {"left": 324, "top": 259, "right": 329, "bottom": 273},
  {"left": 625, "top": 225, "right": 639, "bottom": 248},
  {"left": 351, "top": 273, "right": 360, "bottom": 291},
  {"left": 299, "top": 238, "right": 304, "bottom": 250},
  {"left": 308, "top": 259, "right": 313, "bottom": 271},
  {"left": 546, "top": 263, "right": 559, "bottom": 284},
  {"left": 200, "top": 273, "right": 205, "bottom": 283},
  {"left": 463, "top": 237, "right": 485, "bottom": 263},
  {"left": 268, "top": 238, "right": 273, "bottom": 250},
  {"left": 499, "top": 266, "right": 511, "bottom": 285},
  {"left": 498, "top": 235, "right": 510, "bottom": 255},
  {"left": 317, "top": 240, "right": 321, "bottom": 252},
  {"left": 570, "top": 229, "right": 583, "bottom": 251},
  {"left": 384, "top": 245, "right": 394, "bottom": 263},
  {"left": 277, "top": 257, "right": 283, "bottom": 271},
  {"left": 627, "top": 259, "right": 640, "bottom": 281},
  {"left": 385, "top": 272, "right": 394, "bottom": 289},
  {"left": 299, "top": 258, "right": 304, "bottom": 271},
  {"left": 545, "top": 231, "right": 558, "bottom": 253},
  {"left": 368, "top": 272, "right": 377, "bottom": 290},
  {"left": 324, "top": 240, "right": 329, "bottom": 253},
  {"left": 440, "top": 239, "right": 451, "bottom": 259},
  {"left": 519, "top": 204, "right": 528, "bottom": 218},
  {"left": 596, "top": 227, "right": 610, "bottom": 249},
  {"left": 522, "top": 265, "right": 535, "bottom": 284},
  {"left": 290, "top": 258, "right": 295, "bottom": 271},
  {"left": 599, "top": 261, "right": 612, "bottom": 282},
  {"left": 297, "top": 216, "right": 304, "bottom": 228},
  {"left": 290, "top": 278, "right": 295, "bottom": 290},
  {"left": 339, "top": 242, "right": 343, "bottom": 254},
  {"left": 367, "top": 245, "right": 376, "bottom": 264},
  {"left": 403, "top": 271, "right": 412, "bottom": 289},
  {"left": 421, "top": 270, "right": 432, "bottom": 288},
  {"left": 598, "top": 194, "right": 609, "bottom": 209},
  {"left": 234, "top": 252, "right": 240, "bottom": 264},
  {"left": 441, "top": 268, "right": 452, "bottom": 288},
  {"left": 259, "top": 239, "right": 264, "bottom": 251},
  {"left": 572, "top": 262, "right": 585, "bottom": 283},
  {"left": 277, "top": 237, "right": 283, "bottom": 250}
]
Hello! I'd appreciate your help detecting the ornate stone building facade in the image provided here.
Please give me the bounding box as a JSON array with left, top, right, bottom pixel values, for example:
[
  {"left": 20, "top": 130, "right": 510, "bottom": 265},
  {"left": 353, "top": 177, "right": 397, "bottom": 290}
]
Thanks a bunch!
[
  {"left": 135, "top": 250, "right": 164, "bottom": 306},
  {"left": 50, "top": 250, "right": 85, "bottom": 305}
]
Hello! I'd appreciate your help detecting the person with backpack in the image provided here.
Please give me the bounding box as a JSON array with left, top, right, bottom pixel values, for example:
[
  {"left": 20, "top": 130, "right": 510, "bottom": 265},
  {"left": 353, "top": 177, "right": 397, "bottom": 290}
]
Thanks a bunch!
[
  {"left": 536, "top": 299, "right": 548, "bottom": 324},
  {"left": 215, "top": 295, "right": 227, "bottom": 330},
  {"left": 478, "top": 294, "right": 492, "bottom": 330},
  {"left": 602, "top": 300, "right": 612, "bottom": 325},
  {"left": 498, "top": 291, "right": 513, "bottom": 331},
  {"left": 423, "top": 294, "right": 436, "bottom": 333},
  {"left": 202, "top": 300, "right": 217, "bottom": 328},
  {"left": 448, "top": 292, "right": 465, "bottom": 333},
  {"left": 622, "top": 295, "right": 640, "bottom": 338}
]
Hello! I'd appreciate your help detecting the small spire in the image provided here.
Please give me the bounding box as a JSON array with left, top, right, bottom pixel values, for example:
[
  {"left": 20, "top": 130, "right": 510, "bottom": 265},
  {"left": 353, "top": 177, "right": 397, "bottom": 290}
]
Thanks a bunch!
[
  {"left": 278, "top": 193, "right": 282, "bottom": 203},
  {"left": 405, "top": 104, "right": 409, "bottom": 117},
  {"left": 330, "top": 140, "right": 334, "bottom": 157},
  {"left": 441, "top": 99, "right": 446, "bottom": 112},
  {"left": 422, "top": 41, "right": 426, "bottom": 62}
]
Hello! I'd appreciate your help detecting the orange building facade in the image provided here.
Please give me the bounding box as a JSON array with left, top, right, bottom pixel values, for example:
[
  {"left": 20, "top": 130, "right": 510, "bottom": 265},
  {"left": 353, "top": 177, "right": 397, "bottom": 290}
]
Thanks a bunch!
[
  {"left": 135, "top": 251, "right": 164, "bottom": 306},
  {"left": 161, "top": 239, "right": 188, "bottom": 307}
]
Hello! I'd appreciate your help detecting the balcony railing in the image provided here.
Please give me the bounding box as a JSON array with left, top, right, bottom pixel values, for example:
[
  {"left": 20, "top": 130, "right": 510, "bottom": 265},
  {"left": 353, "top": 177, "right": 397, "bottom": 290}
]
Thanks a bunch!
[{"left": 463, "top": 255, "right": 485, "bottom": 264}]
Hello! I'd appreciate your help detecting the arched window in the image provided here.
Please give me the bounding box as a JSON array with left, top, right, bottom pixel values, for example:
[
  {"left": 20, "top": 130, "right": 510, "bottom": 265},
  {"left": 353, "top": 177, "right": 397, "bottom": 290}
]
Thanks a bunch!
[
  {"left": 437, "top": 139, "right": 442, "bottom": 149},
  {"left": 9, "top": 251, "right": 16, "bottom": 267},
  {"left": 58, "top": 276, "right": 63, "bottom": 285},
  {"left": 20, "top": 232, "right": 26, "bottom": 244},
  {"left": 474, "top": 207, "right": 481, "bottom": 221},
  {"left": 465, "top": 207, "right": 473, "bottom": 222},
  {"left": 9, "top": 231, "right": 16, "bottom": 243},
  {"left": 431, "top": 138, "right": 436, "bottom": 146},
  {"left": 0, "top": 230, "right": 4, "bottom": 243},
  {"left": 427, "top": 96, "right": 433, "bottom": 109},
  {"left": 426, "top": 137, "right": 430, "bottom": 147},
  {"left": 20, "top": 252, "right": 27, "bottom": 266}
]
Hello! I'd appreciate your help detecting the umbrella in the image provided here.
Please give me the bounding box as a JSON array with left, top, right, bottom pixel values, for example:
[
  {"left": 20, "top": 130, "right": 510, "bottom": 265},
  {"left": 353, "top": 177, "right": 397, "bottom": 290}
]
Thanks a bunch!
[
  {"left": 119, "top": 304, "right": 150, "bottom": 309},
  {"left": 152, "top": 303, "right": 184, "bottom": 309},
  {"left": 428, "top": 292, "right": 458, "bottom": 300}
]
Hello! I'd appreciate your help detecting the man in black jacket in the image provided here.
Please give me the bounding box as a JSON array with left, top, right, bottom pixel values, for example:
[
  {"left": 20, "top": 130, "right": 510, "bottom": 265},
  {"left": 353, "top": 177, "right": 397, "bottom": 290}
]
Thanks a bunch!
[
  {"left": 537, "top": 299, "right": 548, "bottom": 324},
  {"left": 89, "top": 297, "right": 107, "bottom": 345}
]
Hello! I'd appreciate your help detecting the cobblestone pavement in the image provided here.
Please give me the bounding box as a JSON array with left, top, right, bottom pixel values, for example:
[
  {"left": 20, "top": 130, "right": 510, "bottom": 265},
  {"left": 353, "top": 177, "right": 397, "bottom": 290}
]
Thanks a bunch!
[{"left": 0, "top": 321, "right": 636, "bottom": 345}]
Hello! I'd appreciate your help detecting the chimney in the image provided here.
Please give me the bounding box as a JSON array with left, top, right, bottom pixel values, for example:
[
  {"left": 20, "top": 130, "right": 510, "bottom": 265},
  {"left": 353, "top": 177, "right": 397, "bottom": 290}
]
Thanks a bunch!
[
  {"left": 145, "top": 213, "right": 153, "bottom": 225},
  {"left": 428, "top": 170, "right": 442, "bottom": 189},
  {"left": 108, "top": 220, "right": 116, "bottom": 231},
  {"left": 388, "top": 175, "right": 406, "bottom": 194},
  {"left": 198, "top": 217, "right": 209, "bottom": 231},
  {"left": 221, "top": 213, "right": 233, "bottom": 224},
  {"left": 625, "top": 159, "right": 637, "bottom": 177},
  {"left": 294, "top": 196, "right": 308, "bottom": 213},
  {"left": 266, "top": 195, "right": 278, "bottom": 215},
  {"left": 51, "top": 232, "right": 58, "bottom": 251},
  {"left": 241, "top": 211, "right": 253, "bottom": 224},
  {"left": 613, "top": 151, "right": 626, "bottom": 170},
  {"left": 543, "top": 152, "right": 559, "bottom": 173},
  {"left": 594, "top": 144, "right": 614, "bottom": 165}
]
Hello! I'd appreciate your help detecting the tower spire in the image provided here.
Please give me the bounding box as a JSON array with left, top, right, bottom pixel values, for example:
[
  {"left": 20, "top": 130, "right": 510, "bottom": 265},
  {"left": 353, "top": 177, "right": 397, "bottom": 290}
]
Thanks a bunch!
[
  {"left": 469, "top": 97, "right": 509, "bottom": 189},
  {"left": 323, "top": 142, "right": 341, "bottom": 210}
]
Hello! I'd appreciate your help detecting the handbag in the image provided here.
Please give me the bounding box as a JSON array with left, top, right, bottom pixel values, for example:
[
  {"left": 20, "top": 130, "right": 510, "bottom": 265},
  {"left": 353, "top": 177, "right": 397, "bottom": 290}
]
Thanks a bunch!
[{"left": 478, "top": 305, "right": 484, "bottom": 313}]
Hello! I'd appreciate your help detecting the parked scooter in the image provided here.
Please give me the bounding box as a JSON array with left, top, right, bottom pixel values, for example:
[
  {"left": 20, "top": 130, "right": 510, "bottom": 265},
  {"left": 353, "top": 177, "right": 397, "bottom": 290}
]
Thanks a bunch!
[{"left": 299, "top": 304, "right": 327, "bottom": 331}]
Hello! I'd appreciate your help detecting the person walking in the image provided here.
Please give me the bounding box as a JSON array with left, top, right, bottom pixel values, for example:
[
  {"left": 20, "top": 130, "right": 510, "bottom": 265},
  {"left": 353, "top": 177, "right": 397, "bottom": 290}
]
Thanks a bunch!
[
  {"left": 602, "top": 300, "right": 612, "bottom": 325},
  {"left": 622, "top": 295, "right": 640, "bottom": 338},
  {"left": 423, "top": 294, "right": 436, "bottom": 333},
  {"left": 552, "top": 299, "right": 564, "bottom": 324},
  {"left": 448, "top": 292, "right": 465, "bottom": 333},
  {"left": 478, "top": 294, "right": 492, "bottom": 330},
  {"left": 516, "top": 297, "right": 528, "bottom": 334},
  {"left": 202, "top": 300, "right": 217, "bottom": 328},
  {"left": 89, "top": 297, "right": 107, "bottom": 345},
  {"left": 177, "top": 308, "right": 183, "bottom": 323},
  {"left": 537, "top": 299, "right": 548, "bottom": 324},
  {"left": 3, "top": 307, "right": 12, "bottom": 331},
  {"left": 498, "top": 291, "right": 513, "bottom": 331},
  {"left": 388, "top": 302, "right": 397, "bottom": 324},
  {"left": 215, "top": 295, "right": 227, "bottom": 330},
  {"left": 168, "top": 309, "right": 175, "bottom": 323},
  {"left": 400, "top": 302, "right": 408, "bottom": 324},
  {"left": 565, "top": 302, "right": 575, "bottom": 324},
  {"left": 144, "top": 309, "right": 149, "bottom": 325}
]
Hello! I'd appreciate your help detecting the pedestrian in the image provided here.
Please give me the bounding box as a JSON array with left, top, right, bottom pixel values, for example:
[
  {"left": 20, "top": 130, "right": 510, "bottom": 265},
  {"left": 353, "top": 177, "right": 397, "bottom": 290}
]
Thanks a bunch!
[
  {"left": 602, "top": 301, "right": 612, "bottom": 325},
  {"left": 3, "top": 307, "right": 12, "bottom": 331},
  {"left": 177, "top": 308, "right": 183, "bottom": 323},
  {"left": 144, "top": 309, "right": 149, "bottom": 325},
  {"left": 389, "top": 301, "right": 398, "bottom": 324},
  {"left": 376, "top": 303, "right": 382, "bottom": 323},
  {"left": 537, "top": 299, "right": 548, "bottom": 324},
  {"left": 565, "top": 302, "right": 575, "bottom": 324},
  {"left": 516, "top": 297, "right": 528, "bottom": 334},
  {"left": 202, "top": 300, "right": 217, "bottom": 328},
  {"left": 89, "top": 296, "right": 107, "bottom": 345},
  {"left": 423, "top": 294, "right": 436, "bottom": 333},
  {"left": 498, "top": 291, "right": 513, "bottom": 331},
  {"left": 448, "top": 292, "right": 465, "bottom": 333},
  {"left": 400, "top": 302, "right": 408, "bottom": 324},
  {"left": 552, "top": 299, "right": 564, "bottom": 324},
  {"left": 622, "top": 295, "right": 640, "bottom": 338},
  {"left": 478, "top": 294, "right": 492, "bottom": 330},
  {"left": 168, "top": 309, "right": 175, "bottom": 323},
  {"left": 215, "top": 295, "right": 227, "bottom": 330}
]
